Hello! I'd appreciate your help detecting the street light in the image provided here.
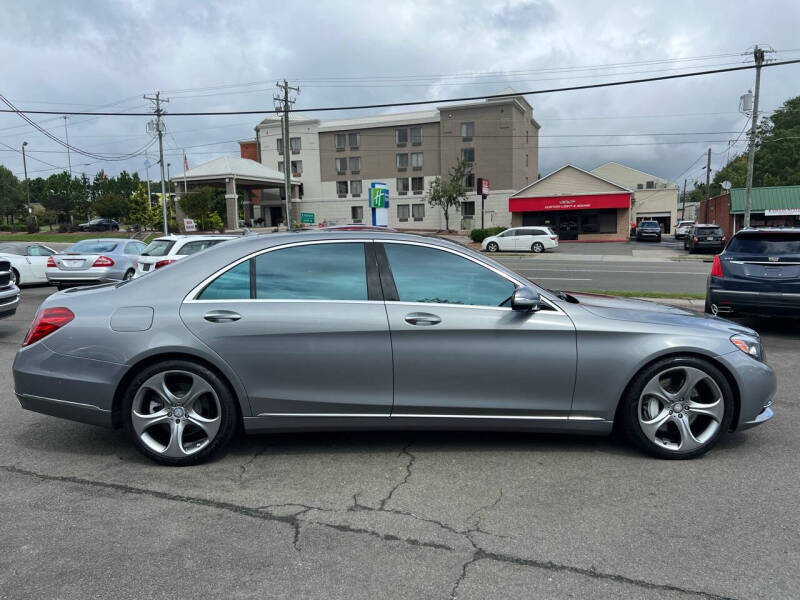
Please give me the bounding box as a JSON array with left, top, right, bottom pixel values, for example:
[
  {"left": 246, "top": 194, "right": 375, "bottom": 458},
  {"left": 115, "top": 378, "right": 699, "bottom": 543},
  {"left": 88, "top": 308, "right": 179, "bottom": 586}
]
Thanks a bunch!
[{"left": 21, "top": 141, "right": 30, "bottom": 212}]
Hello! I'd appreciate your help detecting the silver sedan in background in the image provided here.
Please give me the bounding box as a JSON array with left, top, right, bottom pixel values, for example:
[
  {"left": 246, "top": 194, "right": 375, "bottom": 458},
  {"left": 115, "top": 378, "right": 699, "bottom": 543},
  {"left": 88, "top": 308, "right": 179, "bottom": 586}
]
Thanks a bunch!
[
  {"left": 46, "top": 238, "right": 146, "bottom": 289},
  {"left": 16, "top": 231, "right": 775, "bottom": 465}
]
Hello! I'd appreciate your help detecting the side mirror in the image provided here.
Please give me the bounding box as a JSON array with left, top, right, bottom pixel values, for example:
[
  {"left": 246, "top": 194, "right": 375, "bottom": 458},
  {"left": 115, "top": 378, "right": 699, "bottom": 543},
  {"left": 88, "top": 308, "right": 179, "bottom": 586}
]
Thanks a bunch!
[{"left": 511, "top": 286, "right": 541, "bottom": 312}]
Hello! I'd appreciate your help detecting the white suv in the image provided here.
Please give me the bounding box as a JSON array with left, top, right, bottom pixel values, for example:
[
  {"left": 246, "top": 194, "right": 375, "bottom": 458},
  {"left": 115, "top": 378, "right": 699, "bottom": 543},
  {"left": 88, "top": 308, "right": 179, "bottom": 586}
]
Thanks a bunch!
[
  {"left": 482, "top": 227, "right": 559, "bottom": 253},
  {"left": 134, "top": 235, "right": 236, "bottom": 278},
  {"left": 675, "top": 220, "right": 695, "bottom": 239}
]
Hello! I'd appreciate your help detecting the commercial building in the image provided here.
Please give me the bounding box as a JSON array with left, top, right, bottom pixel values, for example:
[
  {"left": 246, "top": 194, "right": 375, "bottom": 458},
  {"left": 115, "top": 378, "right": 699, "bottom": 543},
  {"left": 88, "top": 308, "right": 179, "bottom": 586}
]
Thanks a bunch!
[
  {"left": 239, "top": 89, "right": 540, "bottom": 229},
  {"left": 508, "top": 165, "right": 632, "bottom": 241},
  {"left": 699, "top": 185, "right": 800, "bottom": 239},
  {"left": 590, "top": 162, "right": 680, "bottom": 234}
]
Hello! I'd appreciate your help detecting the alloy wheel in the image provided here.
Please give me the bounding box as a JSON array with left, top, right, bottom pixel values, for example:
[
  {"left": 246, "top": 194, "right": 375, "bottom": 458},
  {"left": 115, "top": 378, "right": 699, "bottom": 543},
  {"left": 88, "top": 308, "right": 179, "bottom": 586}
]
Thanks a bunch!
[
  {"left": 637, "top": 366, "right": 725, "bottom": 452},
  {"left": 130, "top": 370, "right": 222, "bottom": 458},
  {"left": 487, "top": 242, "right": 498, "bottom": 252}
]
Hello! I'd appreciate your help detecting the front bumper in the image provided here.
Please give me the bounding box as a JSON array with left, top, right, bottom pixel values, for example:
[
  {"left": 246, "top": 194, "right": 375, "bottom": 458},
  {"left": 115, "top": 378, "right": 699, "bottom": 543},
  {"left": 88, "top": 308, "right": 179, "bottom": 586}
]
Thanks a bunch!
[
  {"left": 716, "top": 349, "right": 777, "bottom": 430},
  {"left": 0, "top": 286, "right": 20, "bottom": 318},
  {"left": 13, "top": 341, "right": 127, "bottom": 428}
]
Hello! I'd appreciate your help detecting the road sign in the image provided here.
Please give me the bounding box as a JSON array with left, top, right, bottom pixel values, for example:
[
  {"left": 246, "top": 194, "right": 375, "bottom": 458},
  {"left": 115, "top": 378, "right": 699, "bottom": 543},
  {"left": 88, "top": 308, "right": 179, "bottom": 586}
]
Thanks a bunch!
[
  {"left": 481, "top": 178, "right": 490, "bottom": 196},
  {"left": 370, "top": 187, "right": 388, "bottom": 208},
  {"left": 301, "top": 212, "right": 315, "bottom": 224},
  {"left": 183, "top": 218, "right": 196, "bottom": 232}
]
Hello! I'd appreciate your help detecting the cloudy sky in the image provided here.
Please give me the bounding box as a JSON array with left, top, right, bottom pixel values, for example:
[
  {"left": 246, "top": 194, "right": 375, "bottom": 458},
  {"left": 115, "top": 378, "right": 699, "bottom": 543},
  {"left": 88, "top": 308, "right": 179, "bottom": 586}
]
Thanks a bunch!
[{"left": 1, "top": 0, "right": 798, "bottom": 189}]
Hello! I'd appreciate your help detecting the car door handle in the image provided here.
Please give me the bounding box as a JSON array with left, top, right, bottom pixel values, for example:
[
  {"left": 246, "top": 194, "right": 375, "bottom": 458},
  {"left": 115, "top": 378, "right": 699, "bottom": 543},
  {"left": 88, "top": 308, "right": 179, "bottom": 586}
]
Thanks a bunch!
[
  {"left": 204, "top": 310, "right": 242, "bottom": 323},
  {"left": 404, "top": 312, "right": 441, "bottom": 326}
]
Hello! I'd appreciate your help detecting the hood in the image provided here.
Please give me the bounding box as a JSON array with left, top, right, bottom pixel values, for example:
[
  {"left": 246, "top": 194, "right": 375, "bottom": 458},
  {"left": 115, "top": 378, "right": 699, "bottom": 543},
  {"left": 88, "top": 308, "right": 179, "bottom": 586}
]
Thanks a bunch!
[{"left": 563, "top": 291, "right": 757, "bottom": 336}]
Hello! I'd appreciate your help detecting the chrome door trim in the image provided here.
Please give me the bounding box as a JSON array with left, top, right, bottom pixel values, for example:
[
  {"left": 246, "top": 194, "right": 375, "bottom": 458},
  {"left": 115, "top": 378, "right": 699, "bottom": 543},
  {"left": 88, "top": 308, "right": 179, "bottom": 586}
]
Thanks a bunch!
[
  {"left": 257, "top": 412, "right": 604, "bottom": 421},
  {"left": 15, "top": 391, "right": 108, "bottom": 413}
]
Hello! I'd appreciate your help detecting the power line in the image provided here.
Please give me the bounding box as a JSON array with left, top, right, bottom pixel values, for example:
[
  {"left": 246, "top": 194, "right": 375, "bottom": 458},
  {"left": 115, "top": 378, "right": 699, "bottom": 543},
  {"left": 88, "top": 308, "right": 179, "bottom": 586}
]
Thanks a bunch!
[{"left": 2, "top": 59, "right": 798, "bottom": 117}]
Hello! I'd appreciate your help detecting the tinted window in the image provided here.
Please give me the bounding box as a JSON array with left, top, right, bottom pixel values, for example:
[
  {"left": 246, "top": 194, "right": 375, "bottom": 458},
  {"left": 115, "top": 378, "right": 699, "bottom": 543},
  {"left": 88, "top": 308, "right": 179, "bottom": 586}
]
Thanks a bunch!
[
  {"left": 498, "top": 230, "right": 516, "bottom": 237},
  {"left": 178, "top": 240, "right": 220, "bottom": 255},
  {"left": 726, "top": 233, "right": 800, "bottom": 255},
  {"left": 384, "top": 243, "right": 515, "bottom": 307},
  {"left": 199, "top": 261, "right": 251, "bottom": 300},
  {"left": 694, "top": 226, "right": 723, "bottom": 235},
  {"left": 522, "top": 228, "right": 545, "bottom": 236},
  {"left": 28, "top": 245, "right": 53, "bottom": 256},
  {"left": 65, "top": 240, "right": 119, "bottom": 253},
  {"left": 639, "top": 221, "right": 659, "bottom": 229},
  {"left": 142, "top": 239, "right": 176, "bottom": 257},
  {"left": 255, "top": 243, "right": 367, "bottom": 300},
  {"left": 124, "top": 242, "right": 143, "bottom": 255}
]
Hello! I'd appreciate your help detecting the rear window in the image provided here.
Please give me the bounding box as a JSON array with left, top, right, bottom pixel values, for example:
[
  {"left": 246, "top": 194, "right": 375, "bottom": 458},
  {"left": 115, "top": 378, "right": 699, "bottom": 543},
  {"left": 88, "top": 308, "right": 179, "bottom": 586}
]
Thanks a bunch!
[
  {"left": 65, "top": 240, "right": 119, "bottom": 253},
  {"left": 177, "top": 240, "right": 224, "bottom": 255},
  {"left": 142, "top": 239, "right": 176, "bottom": 257},
  {"left": 694, "top": 226, "right": 723, "bottom": 235},
  {"left": 726, "top": 233, "right": 800, "bottom": 255}
]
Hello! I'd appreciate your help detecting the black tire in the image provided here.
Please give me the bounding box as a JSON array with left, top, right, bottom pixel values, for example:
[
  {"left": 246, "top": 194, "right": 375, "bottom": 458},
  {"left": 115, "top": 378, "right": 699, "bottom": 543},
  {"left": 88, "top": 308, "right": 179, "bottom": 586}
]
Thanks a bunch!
[
  {"left": 656, "top": 236, "right": 662, "bottom": 243},
  {"left": 620, "top": 356, "right": 734, "bottom": 459},
  {"left": 122, "top": 359, "right": 239, "bottom": 466},
  {"left": 56, "top": 284, "right": 64, "bottom": 291},
  {"left": 486, "top": 242, "right": 499, "bottom": 253},
  {"left": 531, "top": 242, "right": 545, "bottom": 253},
  {"left": 11, "top": 268, "right": 19, "bottom": 286},
  {"left": 704, "top": 295, "right": 713, "bottom": 314},
  {"left": 123, "top": 269, "right": 135, "bottom": 281}
]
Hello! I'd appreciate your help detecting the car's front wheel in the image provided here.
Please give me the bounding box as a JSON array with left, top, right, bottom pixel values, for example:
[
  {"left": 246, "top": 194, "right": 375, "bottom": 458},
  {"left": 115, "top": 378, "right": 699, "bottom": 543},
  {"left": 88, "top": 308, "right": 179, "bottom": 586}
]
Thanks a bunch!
[
  {"left": 620, "top": 356, "right": 733, "bottom": 459},
  {"left": 486, "top": 242, "right": 499, "bottom": 252},
  {"left": 122, "top": 360, "right": 239, "bottom": 466}
]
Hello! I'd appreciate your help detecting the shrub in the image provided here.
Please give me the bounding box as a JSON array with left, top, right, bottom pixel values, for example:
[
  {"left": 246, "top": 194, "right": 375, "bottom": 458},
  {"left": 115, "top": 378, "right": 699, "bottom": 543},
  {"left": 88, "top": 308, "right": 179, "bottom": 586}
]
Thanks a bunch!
[
  {"left": 26, "top": 218, "right": 38, "bottom": 234},
  {"left": 470, "top": 226, "right": 506, "bottom": 243}
]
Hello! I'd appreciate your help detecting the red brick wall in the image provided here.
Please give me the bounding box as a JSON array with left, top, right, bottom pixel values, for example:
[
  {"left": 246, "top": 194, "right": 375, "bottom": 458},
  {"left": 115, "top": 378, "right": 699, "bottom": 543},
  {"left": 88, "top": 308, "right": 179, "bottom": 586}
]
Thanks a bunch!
[
  {"left": 239, "top": 141, "right": 260, "bottom": 204},
  {"left": 698, "top": 193, "right": 733, "bottom": 239}
]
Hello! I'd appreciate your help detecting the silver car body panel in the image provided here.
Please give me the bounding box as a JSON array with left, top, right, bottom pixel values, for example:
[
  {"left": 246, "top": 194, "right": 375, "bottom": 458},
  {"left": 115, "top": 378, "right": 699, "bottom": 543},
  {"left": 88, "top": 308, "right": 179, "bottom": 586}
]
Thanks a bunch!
[
  {"left": 14, "top": 231, "right": 776, "bottom": 437},
  {"left": 46, "top": 238, "right": 143, "bottom": 285}
]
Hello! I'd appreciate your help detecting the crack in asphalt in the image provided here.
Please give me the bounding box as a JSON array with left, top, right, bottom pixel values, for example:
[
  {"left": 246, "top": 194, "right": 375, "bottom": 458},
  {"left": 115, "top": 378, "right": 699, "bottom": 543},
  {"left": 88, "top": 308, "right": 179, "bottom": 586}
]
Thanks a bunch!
[
  {"left": 237, "top": 444, "right": 271, "bottom": 480},
  {"left": 0, "top": 464, "right": 738, "bottom": 600},
  {"left": 377, "top": 442, "right": 414, "bottom": 511}
]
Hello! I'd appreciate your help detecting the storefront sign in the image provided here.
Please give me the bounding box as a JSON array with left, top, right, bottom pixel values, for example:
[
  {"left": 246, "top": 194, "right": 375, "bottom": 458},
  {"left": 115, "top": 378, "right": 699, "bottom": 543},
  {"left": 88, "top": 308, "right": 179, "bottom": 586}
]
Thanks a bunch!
[
  {"left": 509, "top": 193, "right": 631, "bottom": 213},
  {"left": 300, "top": 212, "right": 315, "bottom": 224},
  {"left": 765, "top": 208, "right": 800, "bottom": 216},
  {"left": 183, "top": 218, "right": 196, "bottom": 232}
]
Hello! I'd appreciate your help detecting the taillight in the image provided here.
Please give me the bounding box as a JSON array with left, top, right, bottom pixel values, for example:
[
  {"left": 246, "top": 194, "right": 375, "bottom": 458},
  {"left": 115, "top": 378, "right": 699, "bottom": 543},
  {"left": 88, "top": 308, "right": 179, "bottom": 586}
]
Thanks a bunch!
[
  {"left": 711, "top": 255, "right": 724, "bottom": 278},
  {"left": 155, "top": 259, "right": 175, "bottom": 269},
  {"left": 550, "top": 236, "right": 557, "bottom": 240},
  {"left": 22, "top": 307, "right": 74, "bottom": 347},
  {"left": 692, "top": 236, "right": 698, "bottom": 243},
  {"left": 92, "top": 255, "right": 114, "bottom": 267},
  {"left": 47, "top": 256, "right": 56, "bottom": 268}
]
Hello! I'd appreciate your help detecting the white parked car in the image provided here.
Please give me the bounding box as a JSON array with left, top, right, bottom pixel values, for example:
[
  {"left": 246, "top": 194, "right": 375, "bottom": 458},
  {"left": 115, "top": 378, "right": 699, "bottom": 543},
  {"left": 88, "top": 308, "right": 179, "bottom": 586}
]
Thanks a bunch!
[
  {"left": 482, "top": 227, "right": 559, "bottom": 253},
  {"left": 675, "top": 220, "right": 695, "bottom": 239},
  {"left": 0, "top": 242, "right": 57, "bottom": 285},
  {"left": 134, "top": 235, "right": 236, "bottom": 277}
]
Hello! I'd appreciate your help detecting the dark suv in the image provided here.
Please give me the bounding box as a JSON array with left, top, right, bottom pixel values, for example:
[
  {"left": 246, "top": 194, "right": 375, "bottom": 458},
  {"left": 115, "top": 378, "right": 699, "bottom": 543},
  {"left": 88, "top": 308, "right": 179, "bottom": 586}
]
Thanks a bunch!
[
  {"left": 635, "top": 220, "right": 661, "bottom": 242},
  {"left": 706, "top": 228, "right": 800, "bottom": 317},
  {"left": 685, "top": 224, "right": 725, "bottom": 253}
]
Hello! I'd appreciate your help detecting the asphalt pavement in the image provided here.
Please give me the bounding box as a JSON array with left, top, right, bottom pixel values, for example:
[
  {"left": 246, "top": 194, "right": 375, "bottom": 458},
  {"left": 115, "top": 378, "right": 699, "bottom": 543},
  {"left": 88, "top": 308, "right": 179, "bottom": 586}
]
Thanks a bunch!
[{"left": 2, "top": 286, "right": 799, "bottom": 600}]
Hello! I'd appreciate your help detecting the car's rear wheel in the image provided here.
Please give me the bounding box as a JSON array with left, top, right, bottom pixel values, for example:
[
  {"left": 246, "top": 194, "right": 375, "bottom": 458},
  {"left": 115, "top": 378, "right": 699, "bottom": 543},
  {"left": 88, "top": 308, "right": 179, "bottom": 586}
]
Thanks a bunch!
[
  {"left": 122, "top": 360, "right": 239, "bottom": 466},
  {"left": 621, "top": 356, "right": 733, "bottom": 459},
  {"left": 486, "top": 242, "right": 499, "bottom": 252},
  {"left": 123, "top": 269, "right": 135, "bottom": 281},
  {"left": 531, "top": 242, "right": 545, "bottom": 253}
]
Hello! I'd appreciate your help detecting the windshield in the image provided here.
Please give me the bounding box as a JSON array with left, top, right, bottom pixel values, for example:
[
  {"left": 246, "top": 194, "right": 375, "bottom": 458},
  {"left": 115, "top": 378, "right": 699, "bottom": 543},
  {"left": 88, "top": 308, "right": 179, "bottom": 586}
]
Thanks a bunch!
[
  {"left": 65, "top": 240, "right": 119, "bottom": 253},
  {"left": 142, "top": 239, "right": 176, "bottom": 257},
  {"left": 639, "top": 222, "right": 659, "bottom": 228},
  {"left": 726, "top": 233, "right": 800, "bottom": 255}
]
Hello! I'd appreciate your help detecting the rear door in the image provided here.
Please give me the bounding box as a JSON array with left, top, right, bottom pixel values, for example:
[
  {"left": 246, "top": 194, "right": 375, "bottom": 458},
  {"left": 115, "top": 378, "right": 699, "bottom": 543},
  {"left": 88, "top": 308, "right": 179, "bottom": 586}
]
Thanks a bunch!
[
  {"left": 378, "top": 241, "right": 577, "bottom": 418},
  {"left": 180, "top": 240, "right": 393, "bottom": 416},
  {"left": 722, "top": 232, "right": 800, "bottom": 293}
]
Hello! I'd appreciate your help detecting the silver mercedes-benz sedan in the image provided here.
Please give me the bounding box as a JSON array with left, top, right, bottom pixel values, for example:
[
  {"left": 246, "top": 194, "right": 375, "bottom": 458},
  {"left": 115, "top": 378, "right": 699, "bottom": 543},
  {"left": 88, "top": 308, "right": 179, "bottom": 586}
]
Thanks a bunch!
[
  {"left": 46, "top": 238, "right": 146, "bottom": 289},
  {"left": 13, "top": 231, "right": 775, "bottom": 465}
]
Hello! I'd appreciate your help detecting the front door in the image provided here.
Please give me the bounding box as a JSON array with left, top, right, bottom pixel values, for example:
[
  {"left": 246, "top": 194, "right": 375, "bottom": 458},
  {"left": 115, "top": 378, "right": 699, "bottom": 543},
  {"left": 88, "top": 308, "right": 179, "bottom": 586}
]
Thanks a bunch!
[
  {"left": 180, "top": 241, "right": 393, "bottom": 416},
  {"left": 558, "top": 216, "right": 578, "bottom": 240},
  {"left": 378, "top": 242, "right": 577, "bottom": 417}
]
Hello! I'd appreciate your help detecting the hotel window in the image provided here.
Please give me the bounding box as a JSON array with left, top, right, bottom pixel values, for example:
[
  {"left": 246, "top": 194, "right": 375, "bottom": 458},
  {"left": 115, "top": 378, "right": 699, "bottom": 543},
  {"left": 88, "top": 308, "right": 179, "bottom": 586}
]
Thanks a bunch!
[
  {"left": 460, "top": 122, "right": 474, "bottom": 141},
  {"left": 411, "top": 176, "right": 424, "bottom": 194},
  {"left": 461, "top": 148, "right": 475, "bottom": 163},
  {"left": 462, "top": 201, "right": 475, "bottom": 217},
  {"left": 291, "top": 160, "right": 302, "bottom": 176},
  {"left": 396, "top": 128, "right": 408, "bottom": 145},
  {"left": 397, "top": 177, "right": 409, "bottom": 195},
  {"left": 463, "top": 172, "right": 475, "bottom": 188},
  {"left": 335, "top": 157, "right": 347, "bottom": 174},
  {"left": 349, "top": 156, "right": 361, "bottom": 174},
  {"left": 396, "top": 153, "right": 408, "bottom": 170},
  {"left": 335, "top": 134, "right": 346, "bottom": 150},
  {"left": 412, "top": 203, "right": 425, "bottom": 221},
  {"left": 290, "top": 137, "right": 301, "bottom": 153},
  {"left": 276, "top": 138, "right": 284, "bottom": 154},
  {"left": 336, "top": 181, "right": 348, "bottom": 197},
  {"left": 646, "top": 180, "right": 655, "bottom": 189},
  {"left": 397, "top": 204, "right": 410, "bottom": 222},
  {"left": 348, "top": 132, "right": 360, "bottom": 149},
  {"left": 350, "top": 180, "right": 362, "bottom": 197},
  {"left": 411, "top": 126, "right": 423, "bottom": 145},
  {"left": 411, "top": 152, "right": 423, "bottom": 170},
  {"left": 351, "top": 205, "right": 363, "bottom": 223}
]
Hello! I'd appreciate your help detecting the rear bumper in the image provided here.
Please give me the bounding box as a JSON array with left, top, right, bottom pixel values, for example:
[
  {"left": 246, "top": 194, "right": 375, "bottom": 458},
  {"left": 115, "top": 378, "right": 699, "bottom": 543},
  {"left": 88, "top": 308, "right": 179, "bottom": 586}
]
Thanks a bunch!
[
  {"left": 708, "top": 288, "right": 800, "bottom": 316},
  {"left": 13, "top": 341, "right": 126, "bottom": 428},
  {"left": 692, "top": 242, "right": 724, "bottom": 250},
  {"left": 47, "top": 266, "right": 122, "bottom": 285}
]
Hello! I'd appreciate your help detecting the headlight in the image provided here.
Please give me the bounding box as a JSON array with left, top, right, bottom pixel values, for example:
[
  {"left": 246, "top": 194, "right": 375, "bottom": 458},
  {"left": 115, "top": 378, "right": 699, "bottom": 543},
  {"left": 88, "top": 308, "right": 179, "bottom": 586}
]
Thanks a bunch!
[{"left": 730, "top": 334, "right": 763, "bottom": 361}]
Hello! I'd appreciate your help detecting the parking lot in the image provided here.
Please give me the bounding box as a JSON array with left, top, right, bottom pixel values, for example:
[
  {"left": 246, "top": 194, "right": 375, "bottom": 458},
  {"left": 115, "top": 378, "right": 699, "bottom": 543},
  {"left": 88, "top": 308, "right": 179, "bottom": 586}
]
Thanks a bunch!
[{"left": 2, "top": 284, "right": 799, "bottom": 599}]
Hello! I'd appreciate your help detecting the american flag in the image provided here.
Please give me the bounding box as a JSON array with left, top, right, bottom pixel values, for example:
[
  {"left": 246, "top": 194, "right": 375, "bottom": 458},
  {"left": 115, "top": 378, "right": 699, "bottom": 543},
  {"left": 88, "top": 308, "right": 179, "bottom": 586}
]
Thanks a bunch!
[{"left": 183, "top": 153, "right": 189, "bottom": 172}]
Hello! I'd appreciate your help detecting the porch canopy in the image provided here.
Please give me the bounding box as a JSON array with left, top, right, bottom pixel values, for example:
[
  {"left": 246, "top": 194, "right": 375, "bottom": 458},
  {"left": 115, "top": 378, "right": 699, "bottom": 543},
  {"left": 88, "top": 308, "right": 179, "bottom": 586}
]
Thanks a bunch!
[{"left": 170, "top": 156, "right": 300, "bottom": 228}]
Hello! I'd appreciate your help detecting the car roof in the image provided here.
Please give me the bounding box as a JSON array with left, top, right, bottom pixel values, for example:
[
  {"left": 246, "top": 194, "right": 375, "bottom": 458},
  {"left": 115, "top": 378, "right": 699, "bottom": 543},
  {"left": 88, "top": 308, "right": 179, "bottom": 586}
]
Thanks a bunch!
[
  {"left": 152, "top": 235, "right": 236, "bottom": 242},
  {"left": 733, "top": 227, "right": 800, "bottom": 234}
]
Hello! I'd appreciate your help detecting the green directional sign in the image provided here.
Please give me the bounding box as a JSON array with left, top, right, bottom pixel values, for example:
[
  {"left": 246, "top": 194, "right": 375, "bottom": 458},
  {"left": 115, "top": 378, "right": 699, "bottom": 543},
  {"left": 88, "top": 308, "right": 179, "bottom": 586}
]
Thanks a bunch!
[
  {"left": 370, "top": 187, "right": 388, "bottom": 208},
  {"left": 300, "top": 212, "right": 315, "bottom": 224}
]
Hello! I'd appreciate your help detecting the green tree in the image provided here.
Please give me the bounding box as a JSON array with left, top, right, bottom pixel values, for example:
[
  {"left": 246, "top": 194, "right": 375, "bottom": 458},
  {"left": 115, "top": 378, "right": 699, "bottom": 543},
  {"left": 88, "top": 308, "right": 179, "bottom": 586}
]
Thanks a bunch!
[
  {"left": 127, "top": 184, "right": 159, "bottom": 230},
  {"left": 93, "top": 192, "right": 129, "bottom": 221},
  {"left": 0, "top": 166, "right": 25, "bottom": 222},
  {"left": 428, "top": 158, "right": 472, "bottom": 232},
  {"left": 179, "top": 186, "right": 219, "bottom": 231}
]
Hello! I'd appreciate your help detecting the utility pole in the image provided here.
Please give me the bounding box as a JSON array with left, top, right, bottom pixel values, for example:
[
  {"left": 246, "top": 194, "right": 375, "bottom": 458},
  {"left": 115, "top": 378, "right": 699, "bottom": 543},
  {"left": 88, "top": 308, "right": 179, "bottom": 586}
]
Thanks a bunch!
[
  {"left": 144, "top": 92, "right": 170, "bottom": 235},
  {"left": 681, "top": 178, "right": 687, "bottom": 220},
  {"left": 62, "top": 116, "right": 72, "bottom": 176},
  {"left": 744, "top": 46, "right": 765, "bottom": 228},
  {"left": 704, "top": 148, "right": 711, "bottom": 223},
  {"left": 21, "top": 141, "right": 30, "bottom": 213},
  {"left": 274, "top": 79, "right": 300, "bottom": 230}
]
